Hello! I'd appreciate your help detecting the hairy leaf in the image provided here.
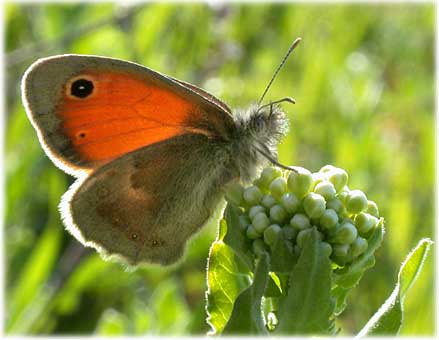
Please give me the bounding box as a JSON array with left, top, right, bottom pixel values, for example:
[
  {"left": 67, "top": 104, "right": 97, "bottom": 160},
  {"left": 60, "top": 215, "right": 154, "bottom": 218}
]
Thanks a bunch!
[
  {"left": 222, "top": 252, "right": 270, "bottom": 335},
  {"left": 205, "top": 224, "right": 252, "bottom": 335},
  {"left": 275, "top": 227, "right": 335, "bottom": 334},
  {"left": 357, "top": 238, "right": 433, "bottom": 336},
  {"left": 223, "top": 204, "right": 254, "bottom": 270}
]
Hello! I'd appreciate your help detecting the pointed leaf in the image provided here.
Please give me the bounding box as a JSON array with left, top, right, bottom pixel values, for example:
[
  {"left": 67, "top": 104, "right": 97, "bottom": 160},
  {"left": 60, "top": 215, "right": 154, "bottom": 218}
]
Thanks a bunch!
[
  {"left": 222, "top": 252, "right": 270, "bottom": 335},
  {"left": 270, "top": 231, "right": 296, "bottom": 273},
  {"left": 332, "top": 285, "right": 351, "bottom": 316},
  {"left": 276, "top": 227, "right": 335, "bottom": 334},
  {"left": 205, "top": 237, "right": 252, "bottom": 335},
  {"left": 223, "top": 204, "right": 254, "bottom": 269},
  {"left": 357, "top": 238, "right": 433, "bottom": 336}
]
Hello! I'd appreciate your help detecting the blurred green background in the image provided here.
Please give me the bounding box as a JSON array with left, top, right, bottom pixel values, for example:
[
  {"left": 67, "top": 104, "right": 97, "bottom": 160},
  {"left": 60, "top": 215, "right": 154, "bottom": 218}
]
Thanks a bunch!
[{"left": 4, "top": 2, "right": 435, "bottom": 336}]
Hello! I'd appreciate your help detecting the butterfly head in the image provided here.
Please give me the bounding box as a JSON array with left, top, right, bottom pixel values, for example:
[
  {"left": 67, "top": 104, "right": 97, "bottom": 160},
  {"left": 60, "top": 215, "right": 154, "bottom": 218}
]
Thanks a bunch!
[
  {"left": 230, "top": 102, "right": 289, "bottom": 182},
  {"left": 227, "top": 36, "right": 301, "bottom": 181},
  {"left": 245, "top": 103, "right": 288, "bottom": 142}
]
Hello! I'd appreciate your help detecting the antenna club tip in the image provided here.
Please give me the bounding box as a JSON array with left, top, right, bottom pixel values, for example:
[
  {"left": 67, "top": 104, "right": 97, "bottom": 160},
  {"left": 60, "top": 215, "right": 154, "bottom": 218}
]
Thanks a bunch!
[
  {"left": 285, "top": 97, "right": 296, "bottom": 104},
  {"left": 292, "top": 37, "right": 302, "bottom": 47},
  {"left": 258, "top": 38, "right": 301, "bottom": 105}
]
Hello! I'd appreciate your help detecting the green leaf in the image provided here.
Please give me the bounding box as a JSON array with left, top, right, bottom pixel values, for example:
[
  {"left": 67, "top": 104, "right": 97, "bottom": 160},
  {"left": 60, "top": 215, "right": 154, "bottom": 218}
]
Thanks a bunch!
[
  {"left": 357, "top": 238, "right": 433, "bottom": 336},
  {"left": 275, "top": 227, "right": 335, "bottom": 334},
  {"left": 270, "top": 231, "right": 296, "bottom": 273},
  {"left": 265, "top": 272, "right": 288, "bottom": 297},
  {"left": 332, "top": 285, "right": 351, "bottom": 316},
  {"left": 222, "top": 252, "right": 270, "bottom": 335},
  {"left": 206, "top": 237, "right": 252, "bottom": 335},
  {"left": 223, "top": 204, "right": 254, "bottom": 269}
]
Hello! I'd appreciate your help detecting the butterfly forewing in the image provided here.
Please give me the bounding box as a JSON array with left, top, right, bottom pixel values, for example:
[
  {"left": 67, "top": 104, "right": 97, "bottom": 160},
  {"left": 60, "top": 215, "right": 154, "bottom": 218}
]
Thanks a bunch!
[{"left": 22, "top": 54, "right": 235, "bottom": 175}]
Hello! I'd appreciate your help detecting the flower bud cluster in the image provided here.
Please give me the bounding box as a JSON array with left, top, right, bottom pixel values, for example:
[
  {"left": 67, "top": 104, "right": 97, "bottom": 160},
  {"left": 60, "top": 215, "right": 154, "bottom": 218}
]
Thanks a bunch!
[{"left": 226, "top": 165, "right": 382, "bottom": 266}]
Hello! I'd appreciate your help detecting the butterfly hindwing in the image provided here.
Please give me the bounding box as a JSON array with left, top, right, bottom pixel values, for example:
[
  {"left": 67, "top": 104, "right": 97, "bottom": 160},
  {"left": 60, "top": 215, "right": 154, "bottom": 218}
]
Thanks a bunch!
[{"left": 61, "top": 134, "right": 236, "bottom": 265}]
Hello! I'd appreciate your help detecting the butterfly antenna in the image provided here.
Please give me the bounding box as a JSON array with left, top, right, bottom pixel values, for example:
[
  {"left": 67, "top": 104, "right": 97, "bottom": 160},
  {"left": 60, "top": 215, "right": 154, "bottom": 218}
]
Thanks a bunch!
[
  {"left": 257, "top": 37, "right": 302, "bottom": 106},
  {"left": 254, "top": 145, "right": 298, "bottom": 173}
]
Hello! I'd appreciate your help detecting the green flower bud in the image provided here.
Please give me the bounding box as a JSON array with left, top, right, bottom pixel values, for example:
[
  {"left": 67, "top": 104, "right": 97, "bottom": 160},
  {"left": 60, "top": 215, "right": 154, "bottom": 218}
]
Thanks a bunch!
[
  {"left": 270, "top": 204, "right": 288, "bottom": 223},
  {"left": 258, "top": 167, "right": 283, "bottom": 189},
  {"left": 367, "top": 200, "right": 380, "bottom": 217},
  {"left": 312, "top": 172, "right": 327, "bottom": 189},
  {"left": 310, "top": 217, "right": 321, "bottom": 226},
  {"left": 253, "top": 212, "right": 270, "bottom": 233},
  {"left": 290, "top": 213, "right": 311, "bottom": 230},
  {"left": 319, "top": 164, "right": 338, "bottom": 173},
  {"left": 264, "top": 224, "right": 282, "bottom": 246},
  {"left": 280, "top": 192, "right": 300, "bottom": 214},
  {"left": 287, "top": 167, "right": 313, "bottom": 198},
  {"left": 225, "top": 182, "right": 245, "bottom": 206},
  {"left": 337, "top": 191, "right": 349, "bottom": 205},
  {"left": 346, "top": 190, "right": 368, "bottom": 214},
  {"left": 319, "top": 209, "right": 339, "bottom": 229},
  {"left": 269, "top": 177, "right": 287, "bottom": 199},
  {"left": 314, "top": 180, "right": 336, "bottom": 200},
  {"left": 248, "top": 205, "right": 266, "bottom": 220},
  {"left": 354, "top": 212, "right": 378, "bottom": 235},
  {"left": 261, "top": 194, "right": 277, "bottom": 209},
  {"left": 329, "top": 221, "right": 358, "bottom": 244},
  {"left": 326, "top": 198, "right": 344, "bottom": 213},
  {"left": 342, "top": 217, "right": 355, "bottom": 224},
  {"left": 319, "top": 241, "right": 333, "bottom": 257},
  {"left": 246, "top": 224, "right": 260, "bottom": 239},
  {"left": 238, "top": 215, "right": 251, "bottom": 230},
  {"left": 332, "top": 243, "right": 350, "bottom": 257},
  {"left": 252, "top": 239, "right": 267, "bottom": 255},
  {"left": 351, "top": 236, "right": 368, "bottom": 257},
  {"left": 252, "top": 178, "right": 266, "bottom": 191},
  {"left": 243, "top": 186, "right": 263, "bottom": 205},
  {"left": 282, "top": 226, "right": 297, "bottom": 241},
  {"left": 253, "top": 179, "right": 265, "bottom": 191},
  {"left": 328, "top": 168, "right": 349, "bottom": 192},
  {"left": 296, "top": 228, "right": 323, "bottom": 248},
  {"left": 303, "top": 192, "right": 326, "bottom": 219}
]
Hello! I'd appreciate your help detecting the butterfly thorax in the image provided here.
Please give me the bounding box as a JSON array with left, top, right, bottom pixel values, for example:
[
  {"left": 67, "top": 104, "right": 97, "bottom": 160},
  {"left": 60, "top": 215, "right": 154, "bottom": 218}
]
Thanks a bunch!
[{"left": 229, "top": 104, "right": 289, "bottom": 183}]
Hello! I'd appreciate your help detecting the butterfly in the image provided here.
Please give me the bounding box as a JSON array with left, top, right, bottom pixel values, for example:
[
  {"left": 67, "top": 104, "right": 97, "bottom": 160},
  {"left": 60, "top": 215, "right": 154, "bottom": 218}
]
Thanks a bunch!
[{"left": 21, "top": 38, "right": 301, "bottom": 266}]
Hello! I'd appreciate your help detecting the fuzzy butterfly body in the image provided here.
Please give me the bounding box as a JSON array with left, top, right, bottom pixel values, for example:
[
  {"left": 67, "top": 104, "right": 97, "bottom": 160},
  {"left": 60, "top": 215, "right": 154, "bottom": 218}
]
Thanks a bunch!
[{"left": 22, "top": 54, "right": 289, "bottom": 265}]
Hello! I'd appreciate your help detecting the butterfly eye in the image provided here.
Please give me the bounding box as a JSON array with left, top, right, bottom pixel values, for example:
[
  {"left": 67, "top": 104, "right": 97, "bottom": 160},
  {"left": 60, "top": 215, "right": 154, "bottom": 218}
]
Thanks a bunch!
[
  {"left": 66, "top": 75, "right": 96, "bottom": 99},
  {"left": 254, "top": 116, "right": 265, "bottom": 131}
]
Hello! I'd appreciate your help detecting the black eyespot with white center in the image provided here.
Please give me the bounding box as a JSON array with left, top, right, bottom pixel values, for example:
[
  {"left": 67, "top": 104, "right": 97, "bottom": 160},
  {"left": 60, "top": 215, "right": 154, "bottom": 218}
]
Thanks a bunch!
[{"left": 70, "top": 78, "right": 94, "bottom": 98}]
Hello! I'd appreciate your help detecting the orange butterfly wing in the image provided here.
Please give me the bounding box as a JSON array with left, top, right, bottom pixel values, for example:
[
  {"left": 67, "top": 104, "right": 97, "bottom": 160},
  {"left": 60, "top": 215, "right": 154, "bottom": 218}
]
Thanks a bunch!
[
  {"left": 60, "top": 71, "right": 205, "bottom": 163},
  {"left": 22, "top": 55, "right": 235, "bottom": 175}
]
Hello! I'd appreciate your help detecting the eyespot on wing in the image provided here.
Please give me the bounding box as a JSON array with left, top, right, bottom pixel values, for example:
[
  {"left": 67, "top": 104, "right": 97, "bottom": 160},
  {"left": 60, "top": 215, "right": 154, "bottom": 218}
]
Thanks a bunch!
[{"left": 22, "top": 54, "right": 236, "bottom": 175}]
